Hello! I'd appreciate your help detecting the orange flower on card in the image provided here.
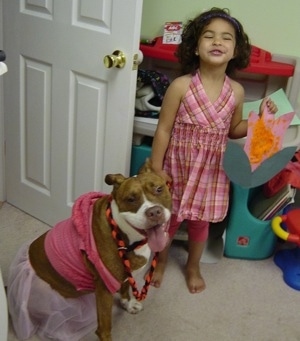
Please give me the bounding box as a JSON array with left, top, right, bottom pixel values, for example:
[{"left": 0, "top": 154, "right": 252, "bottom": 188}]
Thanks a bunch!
[
  {"left": 248, "top": 115, "right": 280, "bottom": 164},
  {"left": 244, "top": 109, "right": 295, "bottom": 171},
  {"left": 223, "top": 107, "right": 296, "bottom": 188}
]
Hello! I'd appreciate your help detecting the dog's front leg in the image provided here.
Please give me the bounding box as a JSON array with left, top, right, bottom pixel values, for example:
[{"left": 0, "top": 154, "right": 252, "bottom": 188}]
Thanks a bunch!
[
  {"left": 119, "top": 281, "right": 143, "bottom": 314},
  {"left": 94, "top": 280, "right": 114, "bottom": 341}
]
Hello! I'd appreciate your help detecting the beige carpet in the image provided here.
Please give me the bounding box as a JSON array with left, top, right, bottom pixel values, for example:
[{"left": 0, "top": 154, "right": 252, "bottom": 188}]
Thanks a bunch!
[{"left": 1, "top": 202, "right": 300, "bottom": 341}]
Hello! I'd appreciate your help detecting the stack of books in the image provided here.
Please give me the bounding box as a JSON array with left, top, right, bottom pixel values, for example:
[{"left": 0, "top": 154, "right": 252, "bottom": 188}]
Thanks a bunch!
[{"left": 249, "top": 184, "right": 296, "bottom": 220}]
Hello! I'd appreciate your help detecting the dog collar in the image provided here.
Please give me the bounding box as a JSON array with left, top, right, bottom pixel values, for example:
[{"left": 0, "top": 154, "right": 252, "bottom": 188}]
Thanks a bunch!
[
  {"left": 126, "top": 239, "right": 148, "bottom": 252},
  {"left": 106, "top": 201, "right": 157, "bottom": 301}
]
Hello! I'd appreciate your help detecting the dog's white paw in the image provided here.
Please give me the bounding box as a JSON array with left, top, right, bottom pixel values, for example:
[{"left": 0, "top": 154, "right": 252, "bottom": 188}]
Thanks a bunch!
[{"left": 120, "top": 298, "right": 143, "bottom": 314}]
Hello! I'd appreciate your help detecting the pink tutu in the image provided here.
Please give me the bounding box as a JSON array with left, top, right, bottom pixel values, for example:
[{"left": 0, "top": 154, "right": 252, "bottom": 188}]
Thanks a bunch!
[{"left": 7, "top": 242, "right": 98, "bottom": 341}]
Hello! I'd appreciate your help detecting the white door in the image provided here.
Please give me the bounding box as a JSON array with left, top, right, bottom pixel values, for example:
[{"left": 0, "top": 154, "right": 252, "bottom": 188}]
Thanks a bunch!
[{"left": 3, "top": 0, "right": 143, "bottom": 225}]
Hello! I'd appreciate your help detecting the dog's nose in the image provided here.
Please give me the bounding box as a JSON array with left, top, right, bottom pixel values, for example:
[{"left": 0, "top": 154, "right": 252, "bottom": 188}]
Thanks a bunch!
[{"left": 146, "top": 206, "right": 163, "bottom": 220}]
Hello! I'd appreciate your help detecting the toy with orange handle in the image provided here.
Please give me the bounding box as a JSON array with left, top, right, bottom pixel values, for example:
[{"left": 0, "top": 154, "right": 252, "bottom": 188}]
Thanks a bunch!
[
  {"left": 272, "top": 212, "right": 300, "bottom": 245},
  {"left": 271, "top": 208, "right": 300, "bottom": 290}
]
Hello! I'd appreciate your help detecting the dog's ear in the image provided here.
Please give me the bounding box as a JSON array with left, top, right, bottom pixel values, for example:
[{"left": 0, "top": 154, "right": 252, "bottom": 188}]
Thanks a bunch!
[
  {"left": 105, "top": 174, "right": 126, "bottom": 187},
  {"left": 138, "top": 158, "right": 153, "bottom": 174}
]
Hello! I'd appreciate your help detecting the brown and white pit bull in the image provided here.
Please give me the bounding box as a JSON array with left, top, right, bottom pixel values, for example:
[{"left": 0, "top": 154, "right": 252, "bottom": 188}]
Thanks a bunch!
[{"left": 7, "top": 161, "right": 172, "bottom": 341}]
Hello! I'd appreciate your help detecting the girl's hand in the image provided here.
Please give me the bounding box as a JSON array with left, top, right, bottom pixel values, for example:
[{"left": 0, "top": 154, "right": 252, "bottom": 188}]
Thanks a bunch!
[
  {"left": 155, "top": 169, "right": 172, "bottom": 184},
  {"left": 259, "top": 97, "right": 278, "bottom": 115}
]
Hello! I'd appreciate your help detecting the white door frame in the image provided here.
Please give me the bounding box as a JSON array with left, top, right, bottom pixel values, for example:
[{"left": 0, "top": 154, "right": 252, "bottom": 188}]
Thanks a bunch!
[{"left": 0, "top": 0, "right": 5, "bottom": 202}]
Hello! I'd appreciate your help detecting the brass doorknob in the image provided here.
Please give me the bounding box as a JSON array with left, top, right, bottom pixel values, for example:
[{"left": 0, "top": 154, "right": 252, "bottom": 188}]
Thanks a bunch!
[{"left": 103, "top": 50, "right": 126, "bottom": 68}]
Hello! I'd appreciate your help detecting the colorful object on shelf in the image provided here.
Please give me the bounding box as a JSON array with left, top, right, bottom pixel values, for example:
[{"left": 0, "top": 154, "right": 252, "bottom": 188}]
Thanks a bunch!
[
  {"left": 162, "top": 22, "right": 182, "bottom": 44},
  {"left": 140, "top": 36, "right": 179, "bottom": 62},
  {"left": 263, "top": 150, "right": 300, "bottom": 197},
  {"left": 140, "top": 37, "right": 295, "bottom": 76},
  {"left": 135, "top": 69, "right": 170, "bottom": 117},
  {"left": 271, "top": 209, "right": 300, "bottom": 290}
]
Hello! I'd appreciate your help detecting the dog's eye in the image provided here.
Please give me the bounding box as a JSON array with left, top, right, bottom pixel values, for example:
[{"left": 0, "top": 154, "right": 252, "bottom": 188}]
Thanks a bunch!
[
  {"left": 154, "top": 186, "right": 163, "bottom": 194},
  {"left": 127, "top": 196, "right": 136, "bottom": 203}
]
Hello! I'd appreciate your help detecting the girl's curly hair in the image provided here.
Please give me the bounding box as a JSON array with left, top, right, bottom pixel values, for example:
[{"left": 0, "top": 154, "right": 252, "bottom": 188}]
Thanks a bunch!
[{"left": 176, "top": 8, "right": 251, "bottom": 76}]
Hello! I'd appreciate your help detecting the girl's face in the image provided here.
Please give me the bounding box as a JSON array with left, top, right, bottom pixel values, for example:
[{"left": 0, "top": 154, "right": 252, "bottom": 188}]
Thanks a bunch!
[{"left": 196, "top": 18, "right": 237, "bottom": 67}]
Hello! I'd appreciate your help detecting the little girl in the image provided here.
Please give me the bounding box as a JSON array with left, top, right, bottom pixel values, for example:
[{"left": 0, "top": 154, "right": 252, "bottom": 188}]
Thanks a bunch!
[{"left": 150, "top": 7, "right": 278, "bottom": 293}]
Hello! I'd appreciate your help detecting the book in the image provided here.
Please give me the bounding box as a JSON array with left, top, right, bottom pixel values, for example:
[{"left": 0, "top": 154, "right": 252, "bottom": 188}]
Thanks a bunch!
[{"left": 249, "top": 184, "right": 295, "bottom": 220}]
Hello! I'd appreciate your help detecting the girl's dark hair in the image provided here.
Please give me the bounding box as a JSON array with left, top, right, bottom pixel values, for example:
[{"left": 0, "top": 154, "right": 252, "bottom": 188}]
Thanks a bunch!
[{"left": 176, "top": 7, "right": 251, "bottom": 76}]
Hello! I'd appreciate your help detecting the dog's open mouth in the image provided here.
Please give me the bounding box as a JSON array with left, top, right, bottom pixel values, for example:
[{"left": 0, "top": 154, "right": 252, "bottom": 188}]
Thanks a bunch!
[{"left": 133, "top": 222, "right": 169, "bottom": 253}]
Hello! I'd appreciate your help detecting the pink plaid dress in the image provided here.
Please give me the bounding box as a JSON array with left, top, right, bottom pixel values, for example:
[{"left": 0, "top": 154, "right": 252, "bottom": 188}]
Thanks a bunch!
[{"left": 163, "top": 71, "right": 235, "bottom": 223}]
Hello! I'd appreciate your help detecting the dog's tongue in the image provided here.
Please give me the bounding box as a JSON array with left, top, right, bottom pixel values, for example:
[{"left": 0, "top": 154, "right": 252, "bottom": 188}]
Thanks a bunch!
[{"left": 146, "top": 222, "right": 169, "bottom": 253}]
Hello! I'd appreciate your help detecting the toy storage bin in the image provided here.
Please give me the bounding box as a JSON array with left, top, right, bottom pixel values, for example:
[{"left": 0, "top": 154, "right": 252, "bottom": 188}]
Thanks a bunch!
[
  {"left": 224, "top": 182, "right": 278, "bottom": 260},
  {"left": 130, "top": 136, "right": 152, "bottom": 176}
]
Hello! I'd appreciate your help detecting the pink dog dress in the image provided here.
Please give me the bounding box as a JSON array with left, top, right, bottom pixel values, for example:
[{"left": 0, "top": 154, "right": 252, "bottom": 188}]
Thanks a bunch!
[{"left": 7, "top": 192, "right": 120, "bottom": 341}]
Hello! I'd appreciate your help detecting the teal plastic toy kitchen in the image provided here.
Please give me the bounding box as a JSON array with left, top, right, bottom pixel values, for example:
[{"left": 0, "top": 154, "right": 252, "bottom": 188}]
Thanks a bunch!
[{"left": 224, "top": 183, "right": 278, "bottom": 260}]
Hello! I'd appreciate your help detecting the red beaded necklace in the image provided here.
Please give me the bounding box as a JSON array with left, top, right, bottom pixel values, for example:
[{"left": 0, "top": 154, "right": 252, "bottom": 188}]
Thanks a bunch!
[{"left": 106, "top": 201, "right": 158, "bottom": 301}]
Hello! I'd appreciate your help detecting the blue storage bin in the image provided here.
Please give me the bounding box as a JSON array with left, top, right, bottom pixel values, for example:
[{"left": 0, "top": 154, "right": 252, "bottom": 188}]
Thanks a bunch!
[
  {"left": 130, "top": 139, "right": 152, "bottom": 176},
  {"left": 224, "top": 182, "right": 278, "bottom": 260}
]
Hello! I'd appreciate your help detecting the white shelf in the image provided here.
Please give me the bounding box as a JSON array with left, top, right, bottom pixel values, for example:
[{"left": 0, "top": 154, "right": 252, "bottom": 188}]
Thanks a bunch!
[{"left": 133, "top": 116, "right": 158, "bottom": 137}]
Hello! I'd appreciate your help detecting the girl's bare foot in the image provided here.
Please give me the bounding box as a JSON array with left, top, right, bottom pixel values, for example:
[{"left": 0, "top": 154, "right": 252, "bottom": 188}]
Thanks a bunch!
[
  {"left": 150, "top": 260, "right": 166, "bottom": 288},
  {"left": 185, "top": 264, "right": 206, "bottom": 294},
  {"left": 150, "top": 243, "right": 170, "bottom": 288},
  {"left": 185, "top": 239, "right": 206, "bottom": 293}
]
